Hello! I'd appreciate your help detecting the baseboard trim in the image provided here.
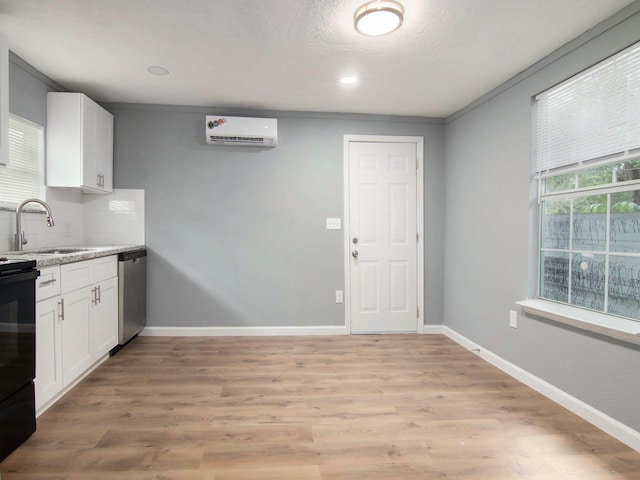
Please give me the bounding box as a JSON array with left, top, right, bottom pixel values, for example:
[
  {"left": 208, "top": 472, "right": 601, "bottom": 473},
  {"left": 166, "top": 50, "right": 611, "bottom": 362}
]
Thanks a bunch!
[
  {"left": 422, "top": 324, "right": 445, "bottom": 335},
  {"left": 140, "top": 325, "right": 348, "bottom": 337},
  {"left": 439, "top": 326, "right": 640, "bottom": 453}
]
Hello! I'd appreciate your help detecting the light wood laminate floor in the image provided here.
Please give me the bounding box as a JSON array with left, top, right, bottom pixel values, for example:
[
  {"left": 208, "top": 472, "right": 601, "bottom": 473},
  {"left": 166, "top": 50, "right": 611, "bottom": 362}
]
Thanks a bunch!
[{"left": 1, "top": 335, "right": 639, "bottom": 479}]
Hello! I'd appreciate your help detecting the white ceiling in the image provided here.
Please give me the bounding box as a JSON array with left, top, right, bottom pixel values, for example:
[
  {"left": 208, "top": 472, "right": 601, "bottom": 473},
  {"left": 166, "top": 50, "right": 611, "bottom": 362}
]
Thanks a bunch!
[{"left": 0, "top": 0, "right": 636, "bottom": 117}]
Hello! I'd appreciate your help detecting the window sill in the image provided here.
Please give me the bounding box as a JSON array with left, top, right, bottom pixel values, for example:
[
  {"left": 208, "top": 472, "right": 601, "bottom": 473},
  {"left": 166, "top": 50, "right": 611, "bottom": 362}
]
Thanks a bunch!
[{"left": 517, "top": 299, "right": 640, "bottom": 346}]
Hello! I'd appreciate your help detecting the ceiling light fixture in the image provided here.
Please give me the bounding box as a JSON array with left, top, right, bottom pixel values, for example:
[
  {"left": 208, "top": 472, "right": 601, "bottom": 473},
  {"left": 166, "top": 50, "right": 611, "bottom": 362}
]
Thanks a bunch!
[
  {"left": 340, "top": 75, "right": 359, "bottom": 85},
  {"left": 354, "top": 0, "right": 404, "bottom": 36},
  {"left": 147, "top": 65, "right": 169, "bottom": 76}
]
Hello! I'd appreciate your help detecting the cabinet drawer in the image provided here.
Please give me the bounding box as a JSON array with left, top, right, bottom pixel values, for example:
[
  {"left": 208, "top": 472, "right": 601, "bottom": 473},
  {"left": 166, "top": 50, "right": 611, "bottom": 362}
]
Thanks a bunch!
[
  {"left": 36, "top": 266, "right": 61, "bottom": 302},
  {"left": 61, "top": 255, "right": 117, "bottom": 293},
  {"left": 90, "top": 255, "right": 117, "bottom": 284},
  {"left": 61, "top": 260, "right": 92, "bottom": 293}
]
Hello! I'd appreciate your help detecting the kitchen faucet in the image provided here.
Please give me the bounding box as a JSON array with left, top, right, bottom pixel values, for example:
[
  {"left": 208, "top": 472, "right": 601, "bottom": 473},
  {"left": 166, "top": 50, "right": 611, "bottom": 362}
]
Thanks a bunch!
[{"left": 15, "top": 198, "right": 55, "bottom": 251}]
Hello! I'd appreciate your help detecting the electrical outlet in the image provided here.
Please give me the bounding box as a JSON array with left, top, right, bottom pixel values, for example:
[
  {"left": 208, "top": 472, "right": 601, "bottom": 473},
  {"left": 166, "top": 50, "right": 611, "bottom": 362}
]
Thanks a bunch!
[
  {"left": 335, "top": 290, "right": 344, "bottom": 303},
  {"left": 509, "top": 310, "right": 518, "bottom": 328},
  {"left": 64, "top": 223, "right": 72, "bottom": 237}
]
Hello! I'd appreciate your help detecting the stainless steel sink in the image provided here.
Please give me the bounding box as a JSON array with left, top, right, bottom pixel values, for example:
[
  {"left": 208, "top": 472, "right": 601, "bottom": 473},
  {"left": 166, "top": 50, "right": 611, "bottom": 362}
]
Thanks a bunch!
[
  {"left": 33, "top": 248, "right": 94, "bottom": 255},
  {"left": 12, "top": 247, "right": 94, "bottom": 255}
]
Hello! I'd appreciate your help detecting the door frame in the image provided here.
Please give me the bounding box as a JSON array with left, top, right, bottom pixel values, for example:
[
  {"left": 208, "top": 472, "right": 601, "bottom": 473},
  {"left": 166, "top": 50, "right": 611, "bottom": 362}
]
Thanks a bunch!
[{"left": 343, "top": 134, "right": 425, "bottom": 334}]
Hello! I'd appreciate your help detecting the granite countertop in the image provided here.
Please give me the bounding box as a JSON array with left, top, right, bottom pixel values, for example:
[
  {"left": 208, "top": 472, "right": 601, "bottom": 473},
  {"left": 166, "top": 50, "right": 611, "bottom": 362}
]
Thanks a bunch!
[{"left": 0, "top": 245, "right": 146, "bottom": 267}]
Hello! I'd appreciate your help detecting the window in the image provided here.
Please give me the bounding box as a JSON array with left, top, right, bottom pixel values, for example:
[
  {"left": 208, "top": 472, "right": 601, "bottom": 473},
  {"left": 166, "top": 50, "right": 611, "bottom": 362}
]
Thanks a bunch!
[
  {"left": 0, "top": 114, "right": 45, "bottom": 206},
  {"left": 535, "top": 41, "right": 640, "bottom": 323}
]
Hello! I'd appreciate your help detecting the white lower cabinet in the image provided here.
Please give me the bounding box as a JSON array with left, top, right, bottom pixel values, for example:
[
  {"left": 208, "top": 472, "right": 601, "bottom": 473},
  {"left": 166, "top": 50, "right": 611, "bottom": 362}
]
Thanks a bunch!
[
  {"left": 60, "top": 286, "right": 94, "bottom": 386},
  {"left": 35, "top": 256, "right": 118, "bottom": 413},
  {"left": 93, "top": 276, "right": 118, "bottom": 359},
  {"left": 35, "top": 295, "right": 63, "bottom": 411}
]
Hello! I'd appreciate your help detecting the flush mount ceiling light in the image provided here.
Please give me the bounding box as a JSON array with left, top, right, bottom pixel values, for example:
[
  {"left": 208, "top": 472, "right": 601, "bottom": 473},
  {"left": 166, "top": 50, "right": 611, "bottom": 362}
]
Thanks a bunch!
[
  {"left": 147, "top": 65, "right": 169, "bottom": 76},
  {"left": 354, "top": 0, "right": 404, "bottom": 36},
  {"left": 340, "top": 75, "right": 359, "bottom": 85}
]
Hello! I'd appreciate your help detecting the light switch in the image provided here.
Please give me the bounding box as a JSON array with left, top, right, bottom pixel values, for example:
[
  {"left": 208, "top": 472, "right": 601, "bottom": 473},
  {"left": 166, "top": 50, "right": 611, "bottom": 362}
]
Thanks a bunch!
[
  {"left": 335, "top": 290, "right": 344, "bottom": 303},
  {"left": 326, "top": 218, "right": 341, "bottom": 230}
]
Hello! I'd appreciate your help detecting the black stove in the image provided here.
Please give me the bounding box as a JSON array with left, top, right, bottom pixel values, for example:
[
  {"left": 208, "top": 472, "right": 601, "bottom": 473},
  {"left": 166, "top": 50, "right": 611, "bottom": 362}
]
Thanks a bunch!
[
  {"left": 0, "top": 256, "right": 38, "bottom": 461},
  {"left": 0, "top": 258, "right": 36, "bottom": 275}
]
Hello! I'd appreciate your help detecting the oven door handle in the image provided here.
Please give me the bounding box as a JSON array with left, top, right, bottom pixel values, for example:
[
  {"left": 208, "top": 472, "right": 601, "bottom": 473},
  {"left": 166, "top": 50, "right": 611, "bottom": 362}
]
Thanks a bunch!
[{"left": 0, "top": 270, "right": 39, "bottom": 286}]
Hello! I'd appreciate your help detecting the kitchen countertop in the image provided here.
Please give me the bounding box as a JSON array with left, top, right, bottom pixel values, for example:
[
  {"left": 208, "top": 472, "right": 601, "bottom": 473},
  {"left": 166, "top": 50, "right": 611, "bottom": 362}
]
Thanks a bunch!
[{"left": 0, "top": 245, "right": 146, "bottom": 267}]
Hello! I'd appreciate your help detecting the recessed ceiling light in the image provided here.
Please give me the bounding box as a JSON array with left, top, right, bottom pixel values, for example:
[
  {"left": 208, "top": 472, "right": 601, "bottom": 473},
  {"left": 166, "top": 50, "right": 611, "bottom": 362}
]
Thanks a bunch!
[
  {"left": 354, "top": 0, "right": 404, "bottom": 36},
  {"left": 340, "top": 75, "right": 359, "bottom": 85},
  {"left": 147, "top": 65, "right": 169, "bottom": 76}
]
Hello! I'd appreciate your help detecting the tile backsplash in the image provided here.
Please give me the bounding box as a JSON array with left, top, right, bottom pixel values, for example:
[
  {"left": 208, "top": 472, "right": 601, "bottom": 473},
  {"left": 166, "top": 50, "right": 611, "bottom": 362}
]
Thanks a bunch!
[
  {"left": 0, "top": 188, "right": 144, "bottom": 252},
  {"left": 83, "top": 189, "right": 145, "bottom": 246}
]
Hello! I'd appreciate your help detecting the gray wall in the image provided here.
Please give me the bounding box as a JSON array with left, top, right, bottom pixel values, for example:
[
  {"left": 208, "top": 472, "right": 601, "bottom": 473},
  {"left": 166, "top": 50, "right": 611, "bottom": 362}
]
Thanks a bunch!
[
  {"left": 9, "top": 54, "right": 54, "bottom": 125},
  {"left": 444, "top": 7, "right": 640, "bottom": 430},
  {"left": 112, "top": 106, "right": 445, "bottom": 328}
]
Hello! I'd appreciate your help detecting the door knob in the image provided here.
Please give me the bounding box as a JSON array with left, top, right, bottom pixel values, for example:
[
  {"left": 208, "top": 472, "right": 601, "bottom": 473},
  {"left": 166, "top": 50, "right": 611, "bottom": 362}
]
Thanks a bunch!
[
  {"left": 352, "top": 237, "right": 358, "bottom": 244},
  {"left": 352, "top": 250, "right": 359, "bottom": 258}
]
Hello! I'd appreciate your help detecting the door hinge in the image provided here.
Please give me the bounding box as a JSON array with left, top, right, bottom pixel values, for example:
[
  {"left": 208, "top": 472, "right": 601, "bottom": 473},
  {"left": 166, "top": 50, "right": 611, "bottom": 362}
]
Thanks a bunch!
[
  {"left": 417, "top": 306, "right": 420, "bottom": 318},
  {"left": 416, "top": 158, "right": 419, "bottom": 170},
  {"left": 416, "top": 232, "right": 419, "bottom": 243}
]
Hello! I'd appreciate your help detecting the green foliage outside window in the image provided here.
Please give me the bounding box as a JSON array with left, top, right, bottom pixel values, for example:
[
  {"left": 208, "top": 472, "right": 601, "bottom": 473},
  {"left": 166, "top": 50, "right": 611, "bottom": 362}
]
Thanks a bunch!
[
  {"left": 543, "top": 159, "right": 640, "bottom": 214},
  {"left": 539, "top": 159, "right": 640, "bottom": 321}
]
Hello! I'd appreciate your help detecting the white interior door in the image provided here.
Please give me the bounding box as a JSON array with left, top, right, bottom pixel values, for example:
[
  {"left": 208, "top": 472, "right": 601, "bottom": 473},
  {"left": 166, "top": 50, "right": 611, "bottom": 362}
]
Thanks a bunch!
[{"left": 347, "top": 140, "right": 419, "bottom": 333}]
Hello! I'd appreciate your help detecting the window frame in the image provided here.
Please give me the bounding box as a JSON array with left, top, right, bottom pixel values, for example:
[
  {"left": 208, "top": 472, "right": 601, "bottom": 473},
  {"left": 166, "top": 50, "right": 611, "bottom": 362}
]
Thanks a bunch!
[
  {"left": 537, "top": 161, "right": 640, "bottom": 320},
  {"left": 524, "top": 41, "right": 640, "bottom": 344},
  {"left": 0, "top": 113, "right": 46, "bottom": 210}
]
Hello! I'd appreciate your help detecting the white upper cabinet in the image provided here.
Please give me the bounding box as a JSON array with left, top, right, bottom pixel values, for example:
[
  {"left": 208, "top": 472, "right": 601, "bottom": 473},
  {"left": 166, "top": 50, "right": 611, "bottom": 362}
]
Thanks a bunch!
[
  {"left": 46, "top": 92, "right": 113, "bottom": 193},
  {"left": 0, "top": 32, "right": 9, "bottom": 167},
  {"left": 95, "top": 101, "right": 114, "bottom": 192}
]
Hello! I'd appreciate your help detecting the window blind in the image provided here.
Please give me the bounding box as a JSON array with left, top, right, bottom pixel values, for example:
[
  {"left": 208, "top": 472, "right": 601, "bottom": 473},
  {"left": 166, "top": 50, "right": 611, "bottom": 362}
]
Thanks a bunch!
[
  {"left": 0, "top": 114, "right": 44, "bottom": 205},
  {"left": 535, "top": 41, "right": 640, "bottom": 174}
]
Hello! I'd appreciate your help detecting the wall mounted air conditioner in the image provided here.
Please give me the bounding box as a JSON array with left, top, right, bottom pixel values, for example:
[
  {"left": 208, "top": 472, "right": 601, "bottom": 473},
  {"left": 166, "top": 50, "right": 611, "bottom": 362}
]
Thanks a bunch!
[{"left": 205, "top": 116, "right": 278, "bottom": 147}]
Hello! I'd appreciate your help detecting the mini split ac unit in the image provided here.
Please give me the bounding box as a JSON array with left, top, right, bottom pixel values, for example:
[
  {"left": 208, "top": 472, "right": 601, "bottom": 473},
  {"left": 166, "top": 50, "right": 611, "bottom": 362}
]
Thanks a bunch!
[{"left": 205, "top": 116, "right": 278, "bottom": 147}]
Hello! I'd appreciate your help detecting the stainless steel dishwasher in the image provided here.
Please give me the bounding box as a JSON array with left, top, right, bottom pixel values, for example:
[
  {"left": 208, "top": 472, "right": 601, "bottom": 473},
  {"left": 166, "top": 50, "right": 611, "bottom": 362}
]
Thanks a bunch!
[{"left": 112, "top": 248, "right": 147, "bottom": 354}]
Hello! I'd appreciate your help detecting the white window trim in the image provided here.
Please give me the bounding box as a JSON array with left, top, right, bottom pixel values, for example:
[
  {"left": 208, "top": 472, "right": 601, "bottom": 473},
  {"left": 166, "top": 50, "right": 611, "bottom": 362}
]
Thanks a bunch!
[
  {"left": 518, "top": 298, "right": 640, "bottom": 346},
  {"left": 533, "top": 179, "right": 640, "bottom": 344},
  {"left": 528, "top": 41, "right": 640, "bottom": 344}
]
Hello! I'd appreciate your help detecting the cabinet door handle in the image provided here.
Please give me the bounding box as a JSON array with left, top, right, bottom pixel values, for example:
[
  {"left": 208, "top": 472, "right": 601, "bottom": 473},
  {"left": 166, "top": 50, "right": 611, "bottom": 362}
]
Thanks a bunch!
[
  {"left": 97, "top": 284, "right": 101, "bottom": 304},
  {"left": 39, "top": 278, "right": 57, "bottom": 286},
  {"left": 58, "top": 298, "right": 64, "bottom": 321},
  {"left": 91, "top": 287, "right": 97, "bottom": 305}
]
